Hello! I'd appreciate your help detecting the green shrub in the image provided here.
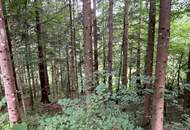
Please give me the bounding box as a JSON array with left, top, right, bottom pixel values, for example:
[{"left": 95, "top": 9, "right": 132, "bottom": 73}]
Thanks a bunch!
[{"left": 39, "top": 86, "right": 143, "bottom": 130}]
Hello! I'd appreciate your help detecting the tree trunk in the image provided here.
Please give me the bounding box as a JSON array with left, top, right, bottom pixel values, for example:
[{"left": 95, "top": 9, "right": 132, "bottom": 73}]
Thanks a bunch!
[
  {"left": 65, "top": 45, "right": 70, "bottom": 98},
  {"left": 69, "top": 0, "right": 78, "bottom": 98},
  {"left": 93, "top": 0, "right": 99, "bottom": 86},
  {"left": 0, "top": 0, "right": 21, "bottom": 123},
  {"left": 122, "top": 0, "right": 129, "bottom": 86},
  {"left": 83, "top": 0, "right": 94, "bottom": 94},
  {"left": 35, "top": 0, "right": 50, "bottom": 103},
  {"left": 184, "top": 49, "right": 190, "bottom": 108},
  {"left": 117, "top": 44, "right": 123, "bottom": 92},
  {"left": 177, "top": 53, "right": 183, "bottom": 87},
  {"left": 107, "top": 0, "right": 113, "bottom": 94},
  {"left": 143, "top": 0, "right": 156, "bottom": 125},
  {"left": 2, "top": 0, "right": 21, "bottom": 103},
  {"left": 102, "top": 0, "right": 106, "bottom": 84},
  {"left": 136, "top": 0, "right": 142, "bottom": 85},
  {"left": 151, "top": 0, "right": 171, "bottom": 129}
]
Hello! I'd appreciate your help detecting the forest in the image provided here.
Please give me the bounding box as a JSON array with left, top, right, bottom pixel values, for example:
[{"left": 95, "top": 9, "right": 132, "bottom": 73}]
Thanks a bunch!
[{"left": 0, "top": 0, "right": 189, "bottom": 130}]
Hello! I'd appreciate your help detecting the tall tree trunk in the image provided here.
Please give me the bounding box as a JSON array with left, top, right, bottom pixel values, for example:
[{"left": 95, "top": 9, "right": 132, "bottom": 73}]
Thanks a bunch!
[
  {"left": 23, "top": 0, "right": 34, "bottom": 110},
  {"left": 65, "top": 45, "right": 70, "bottom": 98},
  {"left": 93, "top": 0, "right": 99, "bottom": 86},
  {"left": 83, "top": 0, "right": 94, "bottom": 94},
  {"left": 35, "top": 0, "right": 50, "bottom": 103},
  {"left": 129, "top": 49, "right": 132, "bottom": 84},
  {"left": 0, "top": 0, "right": 21, "bottom": 123},
  {"left": 151, "top": 0, "right": 171, "bottom": 129},
  {"left": 107, "top": 0, "right": 113, "bottom": 94},
  {"left": 69, "top": 0, "right": 78, "bottom": 98},
  {"left": 143, "top": 0, "right": 156, "bottom": 125},
  {"left": 102, "top": 0, "right": 106, "bottom": 84},
  {"left": 184, "top": 49, "right": 190, "bottom": 108},
  {"left": 122, "top": 0, "right": 129, "bottom": 86},
  {"left": 79, "top": 42, "right": 84, "bottom": 94},
  {"left": 117, "top": 44, "right": 123, "bottom": 92},
  {"left": 136, "top": 0, "right": 142, "bottom": 85},
  {"left": 2, "top": 0, "right": 21, "bottom": 103},
  {"left": 102, "top": 19, "right": 106, "bottom": 84}
]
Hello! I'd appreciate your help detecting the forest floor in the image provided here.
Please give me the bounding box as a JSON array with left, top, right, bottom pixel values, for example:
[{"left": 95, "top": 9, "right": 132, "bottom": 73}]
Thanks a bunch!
[{"left": 20, "top": 97, "right": 187, "bottom": 130}]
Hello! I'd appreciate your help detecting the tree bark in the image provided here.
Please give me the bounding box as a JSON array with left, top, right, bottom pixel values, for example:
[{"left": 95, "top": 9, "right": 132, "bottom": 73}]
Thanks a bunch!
[
  {"left": 184, "top": 49, "right": 190, "bottom": 108},
  {"left": 107, "top": 0, "right": 113, "bottom": 94},
  {"left": 151, "top": 0, "right": 171, "bottom": 129},
  {"left": 2, "top": 0, "right": 21, "bottom": 103},
  {"left": 35, "top": 0, "right": 50, "bottom": 103},
  {"left": 0, "top": 0, "right": 21, "bottom": 123},
  {"left": 136, "top": 0, "right": 142, "bottom": 85},
  {"left": 69, "top": 0, "right": 78, "bottom": 98},
  {"left": 93, "top": 0, "right": 99, "bottom": 86},
  {"left": 143, "top": 0, "right": 156, "bottom": 125},
  {"left": 122, "top": 0, "right": 129, "bottom": 86},
  {"left": 83, "top": 0, "right": 94, "bottom": 94}
]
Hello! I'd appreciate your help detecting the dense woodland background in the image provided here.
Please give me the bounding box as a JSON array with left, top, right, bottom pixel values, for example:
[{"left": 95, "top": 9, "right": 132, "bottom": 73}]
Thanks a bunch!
[{"left": 0, "top": 0, "right": 190, "bottom": 130}]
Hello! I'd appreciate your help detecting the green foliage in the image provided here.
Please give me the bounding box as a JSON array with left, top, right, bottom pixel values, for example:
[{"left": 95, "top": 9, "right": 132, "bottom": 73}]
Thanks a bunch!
[
  {"left": 0, "top": 97, "right": 6, "bottom": 110},
  {"left": 165, "top": 114, "right": 190, "bottom": 130},
  {"left": 13, "top": 122, "right": 28, "bottom": 130},
  {"left": 39, "top": 85, "right": 143, "bottom": 130}
]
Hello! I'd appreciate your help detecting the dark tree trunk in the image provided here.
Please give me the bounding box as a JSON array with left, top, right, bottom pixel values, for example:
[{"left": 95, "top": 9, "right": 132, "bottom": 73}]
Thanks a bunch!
[
  {"left": 0, "top": 0, "right": 21, "bottom": 123},
  {"left": 35, "top": 0, "right": 50, "bottom": 104},
  {"left": 83, "top": 0, "right": 94, "bottom": 94},
  {"left": 151, "top": 0, "right": 171, "bottom": 129},
  {"left": 129, "top": 49, "right": 132, "bottom": 84},
  {"left": 184, "top": 49, "right": 190, "bottom": 108},
  {"left": 143, "top": 0, "right": 156, "bottom": 125},
  {"left": 102, "top": 21, "right": 106, "bottom": 84},
  {"left": 107, "top": 0, "right": 113, "bottom": 94},
  {"left": 122, "top": 0, "right": 129, "bottom": 86},
  {"left": 93, "top": 0, "right": 99, "bottom": 86},
  {"left": 136, "top": 0, "right": 142, "bottom": 85},
  {"left": 69, "top": 0, "right": 78, "bottom": 98}
]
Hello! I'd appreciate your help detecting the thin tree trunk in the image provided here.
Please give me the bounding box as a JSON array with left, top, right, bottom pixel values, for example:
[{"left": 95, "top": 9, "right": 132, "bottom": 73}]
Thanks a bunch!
[
  {"left": 31, "top": 65, "right": 36, "bottom": 99},
  {"left": 79, "top": 42, "right": 84, "bottom": 94},
  {"left": 69, "top": 0, "right": 78, "bottom": 98},
  {"left": 0, "top": 0, "right": 21, "bottom": 122},
  {"left": 83, "top": 0, "right": 94, "bottom": 94},
  {"left": 184, "top": 49, "right": 190, "bottom": 108},
  {"left": 93, "top": 0, "right": 99, "bottom": 86},
  {"left": 177, "top": 53, "right": 183, "bottom": 87},
  {"left": 102, "top": 0, "right": 106, "bottom": 84},
  {"left": 136, "top": 0, "right": 142, "bottom": 85},
  {"left": 143, "top": 0, "right": 156, "bottom": 125},
  {"left": 151, "top": 0, "right": 171, "bottom": 129},
  {"left": 122, "top": 0, "right": 129, "bottom": 86},
  {"left": 65, "top": 45, "right": 70, "bottom": 98},
  {"left": 107, "top": 0, "right": 113, "bottom": 94},
  {"left": 117, "top": 44, "right": 123, "bottom": 92},
  {"left": 35, "top": 0, "right": 50, "bottom": 103},
  {"left": 129, "top": 49, "right": 132, "bottom": 84},
  {"left": 102, "top": 22, "right": 106, "bottom": 84},
  {"left": 23, "top": 0, "right": 34, "bottom": 110}
]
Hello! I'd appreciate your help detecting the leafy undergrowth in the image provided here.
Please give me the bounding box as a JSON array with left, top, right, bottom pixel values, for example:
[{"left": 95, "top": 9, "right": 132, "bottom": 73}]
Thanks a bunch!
[
  {"left": 1, "top": 85, "right": 190, "bottom": 130},
  {"left": 38, "top": 85, "right": 143, "bottom": 130}
]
